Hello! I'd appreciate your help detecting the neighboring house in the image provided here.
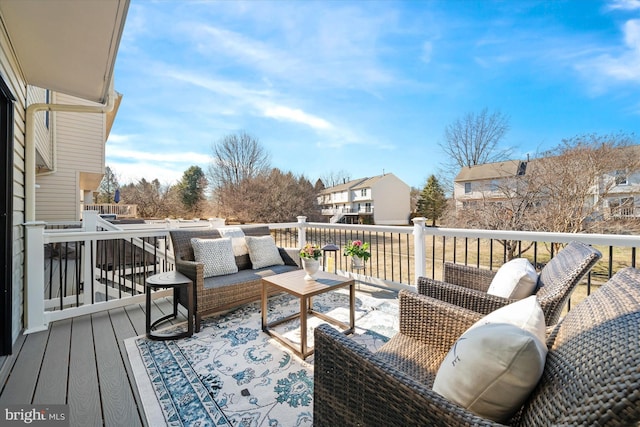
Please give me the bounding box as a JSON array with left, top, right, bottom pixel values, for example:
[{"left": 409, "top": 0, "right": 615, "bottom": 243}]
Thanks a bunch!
[
  {"left": 453, "top": 160, "right": 526, "bottom": 211},
  {"left": 453, "top": 147, "right": 640, "bottom": 219},
  {"left": 0, "top": 1, "right": 128, "bottom": 356},
  {"left": 318, "top": 173, "right": 411, "bottom": 225},
  {"left": 34, "top": 90, "right": 122, "bottom": 221},
  {"left": 599, "top": 165, "right": 640, "bottom": 219}
]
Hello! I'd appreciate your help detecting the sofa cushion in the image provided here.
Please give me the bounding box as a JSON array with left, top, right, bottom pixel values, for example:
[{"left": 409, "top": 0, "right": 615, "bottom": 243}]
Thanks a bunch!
[
  {"left": 433, "top": 296, "right": 547, "bottom": 422},
  {"left": 487, "top": 258, "right": 538, "bottom": 299},
  {"left": 245, "top": 235, "right": 285, "bottom": 269},
  {"left": 191, "top": 237, "right": 238, "bottom": 278},
  {"left": 203, "top": 264, "right": 298, "bottom": 289},
  {"left": 217, "top": 227, "right": 248, "bottom": 257}
]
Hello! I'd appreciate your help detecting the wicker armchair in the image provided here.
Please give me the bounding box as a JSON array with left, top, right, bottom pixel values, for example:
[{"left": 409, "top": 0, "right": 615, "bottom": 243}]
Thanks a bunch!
[
  {"left": 418, "top": 241, "right": 601, "bottom": 326},
  {"left": 313, "top": 267, "right": 640, "bottom": 426}
]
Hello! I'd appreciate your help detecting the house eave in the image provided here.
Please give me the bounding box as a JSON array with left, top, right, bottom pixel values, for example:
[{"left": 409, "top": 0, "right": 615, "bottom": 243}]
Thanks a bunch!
[{"left": 0, "top": 0, "right": 129, "bottom": 104}]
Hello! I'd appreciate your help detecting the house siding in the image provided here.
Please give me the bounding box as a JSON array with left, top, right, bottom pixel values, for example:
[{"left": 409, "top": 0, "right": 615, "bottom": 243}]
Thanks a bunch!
[
  {"left": 0, "top": 20, "right": 28, "bottom": 345},
  {"left": 27, "top": 86, "right": 52, "bottom": 170},
  {"left": 371, "top": 174, "right": 410, "bottom": 225},
  {"left": 35, "top": 92, "right": 106, "bottom": 221}
]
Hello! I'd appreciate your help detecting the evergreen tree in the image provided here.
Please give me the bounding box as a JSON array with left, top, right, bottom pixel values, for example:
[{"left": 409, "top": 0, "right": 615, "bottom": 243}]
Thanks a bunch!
[
  {"left": 417, "top": 175, "right": 447, "bottom": 226},
  {"left": 97, "top": 166, "right": 120, "bottom": 203},
  {"left": 178, "top": 166, "right": 208, "bottom": 217}
]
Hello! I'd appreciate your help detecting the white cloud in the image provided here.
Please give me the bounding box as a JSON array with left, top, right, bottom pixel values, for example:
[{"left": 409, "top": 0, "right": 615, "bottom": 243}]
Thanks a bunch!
[
  {"left": 607, "top": 0, "right": 640, "bottom": 10},
  {"left": 107, "top": 146, "right": 211, "bottom": 164},
  {"left": 578, "top": 19, "right": 640, "bottom": 84},
  {"left": 262, "top": 106, "right": 333, "bottom": 130}
]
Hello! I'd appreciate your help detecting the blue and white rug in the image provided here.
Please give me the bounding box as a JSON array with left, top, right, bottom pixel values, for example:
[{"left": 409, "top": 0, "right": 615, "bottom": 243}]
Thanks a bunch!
[{"left": 125, "top": 287, "right": 399, "bottom": 427}]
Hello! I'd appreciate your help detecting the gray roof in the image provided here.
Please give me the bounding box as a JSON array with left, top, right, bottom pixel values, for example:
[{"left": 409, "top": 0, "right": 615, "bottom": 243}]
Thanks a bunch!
[{"left": 454, "top": 160, "right": 522, "bottom": 182}]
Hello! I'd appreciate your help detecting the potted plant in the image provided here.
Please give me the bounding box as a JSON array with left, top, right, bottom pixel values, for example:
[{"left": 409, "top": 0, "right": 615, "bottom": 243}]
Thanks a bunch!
[
  {"left": 300, "top": 243, "right": 321, "bottom": 280},
  {"left": 343, "top": 240, "right": 370, "bottom": 268}
]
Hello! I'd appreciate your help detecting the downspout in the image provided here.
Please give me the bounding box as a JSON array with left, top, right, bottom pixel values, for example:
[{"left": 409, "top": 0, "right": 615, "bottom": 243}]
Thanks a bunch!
[{"left": 25, "top": 89, "right": 115, "bottom": 222}]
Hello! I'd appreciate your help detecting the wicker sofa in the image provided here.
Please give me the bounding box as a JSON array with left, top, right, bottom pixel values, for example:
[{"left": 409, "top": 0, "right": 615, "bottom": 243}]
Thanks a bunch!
[
  {"left": 169, "top": 226, "right": 300, "bottom": 331},
  {"left": 313, "top": 267, "right": 640, "bottom": 426}
]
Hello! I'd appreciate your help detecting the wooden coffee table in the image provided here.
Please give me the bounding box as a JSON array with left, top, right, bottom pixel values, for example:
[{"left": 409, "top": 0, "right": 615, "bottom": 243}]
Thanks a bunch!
[{"left": 261, "top": 269, "right": 355, "bottom": 359}]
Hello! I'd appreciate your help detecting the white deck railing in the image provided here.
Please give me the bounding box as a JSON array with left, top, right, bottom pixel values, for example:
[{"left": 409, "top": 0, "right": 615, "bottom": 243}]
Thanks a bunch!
[{"left": 23, "top": 214, "right": 640, "bottom": 334}]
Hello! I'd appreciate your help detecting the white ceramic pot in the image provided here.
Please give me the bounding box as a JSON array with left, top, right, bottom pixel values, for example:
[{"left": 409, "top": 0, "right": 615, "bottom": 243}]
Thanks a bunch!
[
  {"left": 302, "top": 258, "right": 320, "bottom": 280},
  {"left": 352, "top": 256, "right": 364, "bottom": 269}
]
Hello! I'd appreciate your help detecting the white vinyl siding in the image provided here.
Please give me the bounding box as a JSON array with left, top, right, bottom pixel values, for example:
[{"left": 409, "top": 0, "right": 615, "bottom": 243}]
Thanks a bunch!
[
  {"left": 0, "top": 21, "right": 28, "bottom": 344},
  {"left": 27, "top": 85, "right": 53, "bottom": 169},
  {"left": 35, "top": 92, "right": 106, "bottom": 221}
]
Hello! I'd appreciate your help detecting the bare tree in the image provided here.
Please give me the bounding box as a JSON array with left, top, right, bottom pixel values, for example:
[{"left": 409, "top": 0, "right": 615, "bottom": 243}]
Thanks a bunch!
[
  {"left": 451, "top": 133, "right": 639, "bottom": 256},
  {"left": 439, "top": 109, "right": 512, "bottom": 194},
  {"left": 208, "top": 132, "right": 271, "bottom": 221},
  {"left": 527, "top": 133, "right": 639, "bottom": 236},
  {"left": 441, "top": 108, "right": 512, "bottom": 168},
  {"left": 119, "top": 178, "right": 179, "bottom": 219},
  {"left": 319, "top": 170, "right": 352, "bottom": 188},
  {"left": 208, "top": 131, "right": 270, "bottom": 188}
]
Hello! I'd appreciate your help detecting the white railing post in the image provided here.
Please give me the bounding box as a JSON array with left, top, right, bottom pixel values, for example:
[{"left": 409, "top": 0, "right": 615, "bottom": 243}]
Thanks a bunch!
[
  {"left": 297, "top": 216, "right": 307, "bottom": 248},
  {"left": 24, "top": 221, "right": 48, "bottom": 333},
  {"left": 412, "top": 217, "right": 427, "bottom": 285},
  {"left": 82, "top": 211, "right": 100, "bottom": 306}
]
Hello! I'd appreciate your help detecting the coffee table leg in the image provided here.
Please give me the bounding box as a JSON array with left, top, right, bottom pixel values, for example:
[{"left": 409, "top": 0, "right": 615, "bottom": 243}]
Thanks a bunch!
[
  {"left": 350, "top": 282, "right": 355, "bottom": 331},
  {"left": 261, "top": 282, "right": 267, "bottom": 331},
  {"left": 300, "top": 296, "right": 307, "bottom": 357}
]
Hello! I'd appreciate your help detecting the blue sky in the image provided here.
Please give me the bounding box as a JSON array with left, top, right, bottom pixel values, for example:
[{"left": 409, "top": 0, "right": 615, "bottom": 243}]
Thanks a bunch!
[{"left": 107, "top": 0, "right": 640, "bottom": 189}]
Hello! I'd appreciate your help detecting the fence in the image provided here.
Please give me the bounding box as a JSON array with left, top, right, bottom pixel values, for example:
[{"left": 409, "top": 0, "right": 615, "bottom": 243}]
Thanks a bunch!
[{"left": 23, "top": 215, "right": 640, "bottom": 333}]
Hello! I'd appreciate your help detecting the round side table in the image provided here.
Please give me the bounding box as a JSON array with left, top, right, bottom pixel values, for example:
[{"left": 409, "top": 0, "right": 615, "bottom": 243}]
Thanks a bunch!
[{"left": 145, "top": 270, "right": 194, "bottom": 340}]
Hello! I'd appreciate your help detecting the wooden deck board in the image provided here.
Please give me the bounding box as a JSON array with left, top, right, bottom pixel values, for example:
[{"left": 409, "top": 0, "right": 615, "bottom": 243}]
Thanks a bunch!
[
  {"left": 92, "top": 310, "right": 142, "bottom": 427},
  {"left": 68, "top": 315, "right": 102, "bottom": 427},
  {"left": 33, "top": 318, "right": 71, "bottom": 404},
  {"left": 0, "top": 294, "right": 195, "bottom": 427},
  {"left": 0, "top": 328, "right": 48, "bottom": 405},
  {"left": 109, "top": 307, "right": 147, "bottom": 426}
]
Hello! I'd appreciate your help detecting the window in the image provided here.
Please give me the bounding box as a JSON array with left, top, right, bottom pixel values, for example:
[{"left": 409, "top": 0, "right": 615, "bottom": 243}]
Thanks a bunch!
[
  {"left": 360, "top": 189, "right": 367, "bottom": 197},
  {"left": 490, "top": 180, "right": 499, "bottom": 192},
  {"left": 615, "top": 170, "right": 628, "bottom": 185},
  {"left": 464, "top": 182, "right": 472, "bottom": 194}
]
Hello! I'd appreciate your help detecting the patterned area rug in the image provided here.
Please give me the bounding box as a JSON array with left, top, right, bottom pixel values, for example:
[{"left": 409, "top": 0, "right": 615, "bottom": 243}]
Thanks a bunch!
[{"left": 125, "top": 287, "right": 399, "bottom": 426}]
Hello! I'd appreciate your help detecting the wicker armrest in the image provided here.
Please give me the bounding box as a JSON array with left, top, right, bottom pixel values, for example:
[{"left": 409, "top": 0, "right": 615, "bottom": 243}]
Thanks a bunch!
[
  {"left": 417, "top": 277, "right": 515, "bottom": 317},
  {"left": 443, "top": 262, "right": 495, "bottom": 292},
  {"left": 313, "top": 324, "right": 501, "bottom": 427},
  {"left": 174, "top": 258, "right": 201, "bottom": 282},
  {"left": 398, "top": 290, "right": 484, "bottom": 347}
]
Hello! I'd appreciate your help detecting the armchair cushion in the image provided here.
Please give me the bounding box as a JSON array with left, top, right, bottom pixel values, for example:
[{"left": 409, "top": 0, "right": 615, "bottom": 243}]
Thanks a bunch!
[
  {"left": 469, "top": 295, "right": 546, "bottom": 344},
  {"left": 433, "top": 296, "right": 547, "bottom": 422},
  {"left": 487, "top": 258, "right": 538, "bottom": 299},
  {"left": 245, "top": 235, "right": 284, "bottom": 269},
  {"left": 191, "top": 237, "right": 238, "bottom": 278}
]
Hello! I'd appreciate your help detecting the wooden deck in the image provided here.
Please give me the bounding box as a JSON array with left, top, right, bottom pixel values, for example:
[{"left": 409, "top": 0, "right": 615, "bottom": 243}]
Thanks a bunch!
[{"left": 0, "top": 297, "right": 185, "bottom": 427}]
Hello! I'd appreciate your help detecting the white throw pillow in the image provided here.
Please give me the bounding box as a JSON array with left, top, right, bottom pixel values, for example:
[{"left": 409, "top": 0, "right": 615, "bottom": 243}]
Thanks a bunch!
[
  {"left": 433, "top": 296, "right": 547, "bottom": 422},
  {"left": 191, "top": 237, "right": 238, "bottom": 278},
  {"left": 487, "top": 258, "right": 538, "bottom": 299},
  {"left": 468, "top": 295, "right": 546, "bottom": 345},
  {"left": 217, "top": 227, "right": 248, "bottom": 257},
  {"left": 245, "top": 235, "right": 284, "bottom": 269}
]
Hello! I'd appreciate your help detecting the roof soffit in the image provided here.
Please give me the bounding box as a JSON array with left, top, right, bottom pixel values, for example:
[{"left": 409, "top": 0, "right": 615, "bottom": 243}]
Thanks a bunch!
[{"left": 0, "top": 0, "right": 129, "bottom": 103}]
